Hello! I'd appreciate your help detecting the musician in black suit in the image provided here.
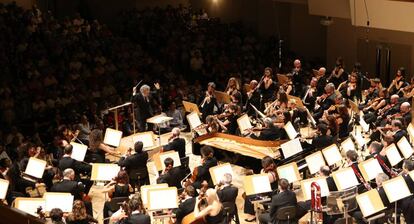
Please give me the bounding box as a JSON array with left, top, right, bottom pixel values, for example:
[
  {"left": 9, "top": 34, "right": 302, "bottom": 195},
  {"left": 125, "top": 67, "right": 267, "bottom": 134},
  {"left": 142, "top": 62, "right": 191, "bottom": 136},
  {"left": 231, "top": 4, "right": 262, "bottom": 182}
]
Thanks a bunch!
[
  {"left": 132, "top": 83, "right": 160, "bottom": 131},
  {"left": 157, "top": 157, "right": 182, "bottom": 189},
  {"left": 174, "top": 185, "right": 196, "bottom": 224},
  {"left": 402, "top": 160, "right": 414, "bottom": 193},
  {"left": 59, "top": 144, "right": 92, "bottom": 181},
  {"left": 251, "top": 118, "right": 281, "bottom": 141},
  {"left": 51, "top": 168, "right": 85, "bottom": 200},
  {"left": 199, "top": 82, "right": 220, "bottom": 122},
  {"left": 391, "top": 119, "right": 407, "bottom": 143},
  {"left": 365, "top": 141, "right": 392, "bottom": 174},
  {"left": 311, "top": 123, "right": 334, "bottom": 150},
  {"left": 319, "top": 166, "right": 337, "bottom": 191},
  {"left": 163, "top": 127, "right": 186, "bottom": 158},
  {"left": 245, "top": 80, "right": 261, "bottom": 117},
  {"left": 193, "top": 146, "right": 218, "bottom": 189},
  {"left": 259, "top": 178, "right": 298, "bottom": 224},
  {"left": 216, "top": 173, "right": 239, "bottom": 223},
  {"left": 110, "top": 194, "right": 151, "bottom": 224},
  {"left": 118, "top": 141, "right": 149, "bottom": 188},
  {"left": 302, "top": 77, "right": 318, "bottom": 112},
  {"left": 313, "top": 83, "right": 336, "bottom": 121}
]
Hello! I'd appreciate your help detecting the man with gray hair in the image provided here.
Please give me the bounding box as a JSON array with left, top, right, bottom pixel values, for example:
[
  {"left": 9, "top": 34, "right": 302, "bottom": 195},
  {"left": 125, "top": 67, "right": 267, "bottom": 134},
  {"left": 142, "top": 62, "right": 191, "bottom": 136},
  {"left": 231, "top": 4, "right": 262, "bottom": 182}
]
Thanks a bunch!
[
  {"left": 313, "top": 82, "right": 337, "bottom": 120},
  {"left": 376, "top": 173, "right": 390, "bottom": 207},
  {"left": 51, "top": 168, "right": 85, "bottom": 201},
  {"left": 162, "top": 127, "right": 186, "bottom": 158},
  {"left": 132, "top": 82, "right": 160, "bottom": 131},
  {"left": 252, "top": 117, "right": 280, "bottom": 141},
  {"left": 216, "top": 173, "right": 239, "bottom": 223}
]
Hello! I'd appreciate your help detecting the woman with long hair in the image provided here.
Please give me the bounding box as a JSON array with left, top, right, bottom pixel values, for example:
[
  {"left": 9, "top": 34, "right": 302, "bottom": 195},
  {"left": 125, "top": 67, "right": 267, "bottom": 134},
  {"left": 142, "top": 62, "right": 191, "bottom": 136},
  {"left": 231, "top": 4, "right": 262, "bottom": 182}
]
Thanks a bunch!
[
  {"left": 86, "top": 129, "right": 119, "bottom": 163},
  {"left": 225, "top": 77, "right": 240, "bottom": 96},
  {"left": 193, "top": 188, "right": 225, "bottom": 224},
  {"left": 66, "top": 200, "right": 98, "bottom": 224}
]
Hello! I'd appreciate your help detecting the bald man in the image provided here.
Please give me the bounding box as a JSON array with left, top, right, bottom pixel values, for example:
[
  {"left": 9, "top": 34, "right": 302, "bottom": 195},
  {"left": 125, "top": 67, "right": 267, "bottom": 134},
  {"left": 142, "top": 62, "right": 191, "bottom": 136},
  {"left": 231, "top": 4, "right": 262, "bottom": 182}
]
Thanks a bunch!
[
  {"left": 292, "top": 59, "right": 306, "bottom": 96},
  {"left": 316, "top": 67, "right": 327, "bottom": 96}
]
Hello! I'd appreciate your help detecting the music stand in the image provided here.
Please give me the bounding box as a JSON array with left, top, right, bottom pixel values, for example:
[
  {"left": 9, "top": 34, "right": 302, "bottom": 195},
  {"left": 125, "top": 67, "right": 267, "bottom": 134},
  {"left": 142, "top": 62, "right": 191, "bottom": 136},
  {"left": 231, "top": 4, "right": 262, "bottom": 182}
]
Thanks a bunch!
[
  {"left": 326, "top": 186, "right": 358, "bottom": 224},
  {"left": 209, "top": 163, "right": 233, "bottom": 185},
  {"left": 91, "top": 163, "right": 120, "bottom": 183},
  {"left": 356, "top": 189, "right": 386, "bottom": 222},
  {"left": 332, "top": 167, "right": 359, "bottom": 191},
  {"left": 147, "top": 187, "right": 178, "bottom": 222},
  {"left": 382, "top": 176, "right": 413, "bottom": 224},
  {"left": 103, "top": 128, "right": 123, "bottom": 148},
  {"left": 322, "top": 144, "right": 342, "bottom": 166},
  {"left": 0, "top": 179, "right": 9, "bottom": 200},
  {"left": 305, "top": 151, "right": 326, "bottom": 175},
  {"left": 340, "top": 138, "right": 355, "bottom": 154},
  {"left": 43, "top": 192, "right": 74, "bottom": 212},
  {"left": 108, "top": 102, "right": 135, "bottom": 132},
  {"left": 358, "top": 158, "right": 384, "bottom": 183},
  {"left": 384, "top": 144, "right": 403, "bottom": 167},
  {"left": 146, "top": 115, "right": 173, "bottom": 145},
  {"left": 407, "top": 123, "right": 414, "bottom": 142},
  {"left": 70, "top": 142, "right": 88, "bottom": 162},
  {"left": 182, "top": 100, "right": 201, "bottom": 115},
  {"left": 132, "top": 131, "right": 156, "bottom": 150},
  {"left": 396, "top": 136, "right": 414, "bottom": 159},
  {"left": 23, "top": 157, "right": 47, "bottom": 182},
  {"left": 277, "top": 162, "right": 302, "bottom": 184},
  {"left": 153, "top": 151, "right": 181, "bottom": 171},
  {"left": 243, "top": 174, "right": 272, "bottom": 221},
  {"left": 237, "top": 114, "right": 253, "bottom": 134},
  {"left": 280, "top": 138, "right": 303, "bottom": 159},
  {"left": 215, "top": 91, "right": 231, "bottom": 104},
  {"left": 140, "top": 184, "right": 169, "bottom": 208},
  {"left": 14, "top": 197, "right": 46, "bottom": 216},
  {"left": 186, "top": 112, "right": 206, "bottom": 136},
  {"left": 283, "top": 121, "right": 298, "bottom": 140}
]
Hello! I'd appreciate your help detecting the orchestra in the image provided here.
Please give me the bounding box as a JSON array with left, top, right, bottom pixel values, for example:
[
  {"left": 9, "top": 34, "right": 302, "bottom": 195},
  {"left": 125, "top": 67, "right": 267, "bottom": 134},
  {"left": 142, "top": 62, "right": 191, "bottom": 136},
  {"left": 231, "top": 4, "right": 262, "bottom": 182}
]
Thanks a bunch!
[{"left": 4, "top": 58, "right": 414, "bottom": 224}]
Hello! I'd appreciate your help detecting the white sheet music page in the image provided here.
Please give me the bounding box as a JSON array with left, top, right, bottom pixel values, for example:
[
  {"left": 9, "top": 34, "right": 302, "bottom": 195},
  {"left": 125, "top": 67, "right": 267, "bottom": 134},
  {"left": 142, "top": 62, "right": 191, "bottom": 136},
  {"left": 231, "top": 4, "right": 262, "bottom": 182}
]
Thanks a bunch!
[
  {"left": 159, "top": 151, "right": 181, "bottom": 170},
  {"left": 25, "top": 157, "right": 46, "bottom": 179},
  {"left": 305, "top": 152, "right": 326, "bottom": 174},
  {"left": 237, "top": 114, "right": 252, "bottom": 133},
  {"left": 252, "top": 175, "right": 272, "bottom": 194},
  {"left": 15, "top": 198, "right": 46, "bottom": 216},
  {"left": 103, "top": 128, "right": 123, "bottom": 147},
  {"left": 322, "top": 144, "right": 342, "bottom": 166},
  {"left": 281, "top": 138, "right": 303, "bottom": 159},
  {"left": 335, "top": 168, "right": 359, "bottom": 190},
  {"left": 70, "top": 142, "right": 88, "bottom": 161},
  {"left": 148, "top": 188, "right": 178, "bottom": 210},
  {"left": 133, "top": 133, "right": 155, "bottom": 148},
  {"left": 278, "top": 164, "right": 299, "bottom": 183},
  {"left": 397, "top": 136, "right": 414, "bottom": 159},
  {"left": 0, "top": 179, "right": 9, "bottom": 200},
  {"left": 187, "top": 112, "right": 202, "bottom": 129},
  {"left": 44, "top": 193, "right": 74, "bottom": 212},
  {"left": 361, "top": 159, "right": 384, "bottom": 181},
  {"left": 385, "top": 144, "right": 403, "bottom": 167},
  {"left": 340, "top": 138, "right": 355, "bottom": 153},
  {"left": 284, "top": 121, "right": 298, "bottom": 140},
  {"left": 97, "top": 164, "right": 120, "bottom": 181},
  {"left": 211, "top": 164, "right": 233, "bottom": 185},
  {"left": 357, "top": 193, "right": 375, "bottom": 217},
  {"left": 383, "top": 176, "right": 412, "bottom": 203}
]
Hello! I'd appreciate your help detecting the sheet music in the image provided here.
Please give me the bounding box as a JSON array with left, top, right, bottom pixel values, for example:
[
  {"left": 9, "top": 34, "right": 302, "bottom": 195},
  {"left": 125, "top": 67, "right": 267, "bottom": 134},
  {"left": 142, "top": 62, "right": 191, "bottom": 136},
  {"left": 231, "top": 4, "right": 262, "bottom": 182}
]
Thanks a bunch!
[
  {"left": 44, "top": 193, "right": 74, "bottom": 212},
  {"left": 70, "top": 142, "right": 87, "bottom": 161},
  {"left": 357, "top": 194, "right": 375, "bottom": 217},
  {"left": 385, "top": 144, "right": 403, "bottom": 166},
  {"left": 278, "top": 164, "right": 299, "bottom": 183},
  {"left": 322, "top": 145, "right": 342, "bottom": 166},
  {"left": 306, "top": 152, "right": 326, "bottom": 174},
  {"left": 284, "top": 121, "right": 298, "bottom": 140},
  {"left": 397, "top": 136, "right": 414, "bottom": 159},
  {"left": 359, "top": 116, "right": 370, "bottom": 133},
  {"left": 361, "top": 159, "right": 384, "bottom": 181},
  {"left": 408, "top": 123, "right": 414, "bottom": 140},
  {"left": 211, "top": 163, "right": 233, "bottom": 185},
  {"left": 25, "top": 157, "right": 46, "bottom": 179},
  {"left": 281, "top": 138, "right": 303, "bottom": 159},
  {"left": 15, "top": 198, "right": 46, "bottom": 216},
  {"left": 133, "top": 132, "right": 155, "bottom": 148},
  {"left": 340, "top": 138, "right": 355, "bottom": 153},
  {"left": 103, "top": 128, "right": 123, "bottom": 147},
  {"left": 353, "top": 131, "right": 366, "bottom": 148},
  {"left": 187, "top": 112, "right": 202, "bottom": 129},
  {"left": 252, "top": 175, "right": 272, "bottom": 194},
  {"left": 159, "top": 151, "right": 181, "bottom": 170},
  {"left": 334, "top": 168, "right": 359, "bottom": 190},
  {"left": 237, "top": 114, "right": 252, "bottom": 133},
  {"left": 141, "top": 184, "right": 168, "bottom": 206},
  {"left": 92, "top": 164, "right": 120, "bottom": 181},
  {"left": 0, "top": 179, "right": 9, "bottom": 200},
  {"left": 301, "top": 177, "right": 330, "bottom": 201},
  {"left": 148, "top": 188, "right": 178, "bottom": 210},
  {"left": 383, "top": 177, "right": 412, "bottom": 203}
]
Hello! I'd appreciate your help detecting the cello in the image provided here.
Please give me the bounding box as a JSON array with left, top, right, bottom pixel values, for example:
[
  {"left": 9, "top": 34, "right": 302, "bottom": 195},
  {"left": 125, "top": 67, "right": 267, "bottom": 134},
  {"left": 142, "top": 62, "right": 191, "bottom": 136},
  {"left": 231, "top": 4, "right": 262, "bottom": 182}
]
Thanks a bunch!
[{"left": 181, "top": 181, "right": 208, "bottom": 224}]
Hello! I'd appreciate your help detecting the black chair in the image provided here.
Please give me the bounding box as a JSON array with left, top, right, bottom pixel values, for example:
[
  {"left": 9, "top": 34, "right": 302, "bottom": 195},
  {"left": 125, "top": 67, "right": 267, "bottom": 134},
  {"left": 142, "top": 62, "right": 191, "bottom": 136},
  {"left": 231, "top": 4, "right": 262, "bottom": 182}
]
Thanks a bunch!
[
  {"left": 128, "top": 167, "right": 149, "bottom": 191},
  {"left": 275, "top": 206, "right": 297, "bottom": 224},
  {"left": 180, "top": 156, "right": 191, "bottom": 175},
  {"left": 223, "top": 201, "right": 240, "bottom": 224},
  {"left": 108, "top": 197, "right": 129, "bottom": 213}
]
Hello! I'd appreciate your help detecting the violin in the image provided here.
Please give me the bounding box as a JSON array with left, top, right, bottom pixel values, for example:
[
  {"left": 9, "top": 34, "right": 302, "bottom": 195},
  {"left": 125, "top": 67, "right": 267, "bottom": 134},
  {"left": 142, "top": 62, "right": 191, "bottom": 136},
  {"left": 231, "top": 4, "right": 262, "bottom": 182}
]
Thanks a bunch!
[{"left": 183, "top": 166, "right": 199, "bottom": 188}]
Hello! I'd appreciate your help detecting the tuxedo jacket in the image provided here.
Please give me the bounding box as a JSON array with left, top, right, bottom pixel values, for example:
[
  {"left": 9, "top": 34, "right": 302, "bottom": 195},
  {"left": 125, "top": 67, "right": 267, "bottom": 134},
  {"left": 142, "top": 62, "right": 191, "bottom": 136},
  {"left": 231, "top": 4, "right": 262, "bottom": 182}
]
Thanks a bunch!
[
  {"left": 175, "top": 198, "right": 196, "bottom": 224},
  {"left": 164, "top": 138, "right": 186, "bottom": 158}
]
